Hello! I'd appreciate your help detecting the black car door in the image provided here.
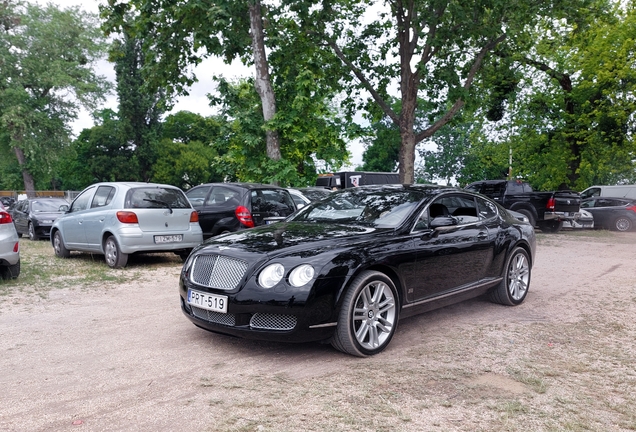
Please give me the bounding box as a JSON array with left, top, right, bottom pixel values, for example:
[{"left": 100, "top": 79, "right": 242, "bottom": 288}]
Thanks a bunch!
[{"left": 409, "top": 194, "right": 495, "bottom": 302}]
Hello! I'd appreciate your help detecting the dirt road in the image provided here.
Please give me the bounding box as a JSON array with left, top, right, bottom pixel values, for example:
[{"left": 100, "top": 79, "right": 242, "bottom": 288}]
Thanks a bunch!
[{"left": 1, "top": 231, "right": 635, "bottom": 431}]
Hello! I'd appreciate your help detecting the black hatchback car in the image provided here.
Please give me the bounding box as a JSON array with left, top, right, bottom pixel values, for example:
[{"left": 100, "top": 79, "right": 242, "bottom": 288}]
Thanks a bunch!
[
  {"left": 10, "top": 197, "right": 69, "bottom": 240},
  {"left": 185, "top": 183, "right": 297, "bottom": 239},
  {"left": 581, "top": 197, "right": 636, "bottom": 231}
]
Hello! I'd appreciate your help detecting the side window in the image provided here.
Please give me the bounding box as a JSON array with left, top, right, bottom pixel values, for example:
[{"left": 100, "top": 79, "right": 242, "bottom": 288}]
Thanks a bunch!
[
  {"left": 476, "top": 196, "right": 498, "bottom": 220},
  {"left": 205, "top": 187, "right": 240, "bottom": 208},
  {"left": 251, "top": 190, "right": 296, "bottom": 215},
  {"left": 69, "top": 188, "right": 94, "bottom": 213},
  {"left": 91, "top": 186, "right": 116, "bottom": 208},
  {"left": 185, "top": 186, "right": 211, "bottom": 207}
]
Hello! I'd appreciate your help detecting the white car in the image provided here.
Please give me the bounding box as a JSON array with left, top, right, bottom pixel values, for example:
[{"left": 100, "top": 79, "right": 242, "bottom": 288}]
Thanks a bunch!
[{"left": 0, "top": 207, "right": 20, "bottom": 279}]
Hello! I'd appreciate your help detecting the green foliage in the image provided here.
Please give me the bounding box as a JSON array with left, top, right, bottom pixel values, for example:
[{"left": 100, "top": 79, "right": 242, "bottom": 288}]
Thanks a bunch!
[
  {"left": 0, "top": 1, "right": 110, "bottom": 192},
  {"left": 56, "top": 110, "right": 138, "bottom": 190}
]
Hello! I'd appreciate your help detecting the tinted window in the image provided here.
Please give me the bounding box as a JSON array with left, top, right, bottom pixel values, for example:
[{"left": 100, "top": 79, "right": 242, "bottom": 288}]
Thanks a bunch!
[
  {"left": 507, "top": 182, "right": 525, "bottom": 194},
  {"left": 293, "top": 188, "right": 424, "bottom": 228},
  {"left": 251, "top": 190, "right": 295, "bottom": 215},
  {"left": 125, "top": 187, "right": 191, "bottom": 209},
  {"left": 185, "top": 186, "right": 211, "bottom": 207},
  {"left": 477, "top": 196, "right": 498, "bottom": 219},
  {"left": 206, "top": 187, "right": 241, "bottom": 209}
]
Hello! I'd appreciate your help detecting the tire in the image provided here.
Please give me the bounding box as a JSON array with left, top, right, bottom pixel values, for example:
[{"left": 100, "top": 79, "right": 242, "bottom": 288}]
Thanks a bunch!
[
  {"left": 104, "top": 236, "right": 128, "bottom": 269},
  {"left": 331, "top": 271, "right": 399, "bottom": 357},
  {"left": 489, "top": 247, "right": 531, "bottom": 306},
  {"left": 0, "top": 260, "right": 20, "bottom": 280},
  {"left": 538, "top": 220, "right": 563, "bottom": 233},
  {"left": 517, "top": 209, "right": 536, "bottom": 227},
  {"left": 612, "top": 217, "right": 632, "bottom": 232},
  {"left": 28, "top": 222, "right": 39, "bottom": 241},
  {"left": 53, "top": 231, "right": 71, "bottom": 258}
]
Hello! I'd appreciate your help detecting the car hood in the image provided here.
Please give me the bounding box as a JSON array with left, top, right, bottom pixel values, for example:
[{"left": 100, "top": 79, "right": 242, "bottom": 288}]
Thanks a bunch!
[
  {"left": 195, "top": 221, "right": 383, "bottom": 256},
  {"left": 31, "top": 211, "right": 64, "bottom": 220}
]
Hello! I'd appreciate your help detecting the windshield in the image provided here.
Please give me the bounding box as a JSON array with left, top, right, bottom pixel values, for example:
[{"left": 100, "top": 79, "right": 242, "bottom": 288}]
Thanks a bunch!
[
  {"left": 290, "top": 188, "right": 425, "bottom": 228},
  {"left": 32, "top": 199, "right": 67, "bottom": 212}
]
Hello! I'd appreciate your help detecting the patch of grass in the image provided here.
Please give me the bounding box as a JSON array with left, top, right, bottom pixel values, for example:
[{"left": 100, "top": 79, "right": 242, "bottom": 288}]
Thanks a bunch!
[{"left": 0, "top": 237, "right": 182, "bottom": 298}]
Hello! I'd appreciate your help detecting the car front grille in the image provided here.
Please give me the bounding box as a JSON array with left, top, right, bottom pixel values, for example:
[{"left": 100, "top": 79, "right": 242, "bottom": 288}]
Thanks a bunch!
[
  {"left": 250, "top": 313, "right": 297, "bottom": 331},
  {"left": 191, "top": 306, "right": 236, "bottom": 326},
  {"left": 191, "top": 254, "right": 248, "bottom": 290},
  {"left": 189, "top": 307, "right": 297, "bottom": 332}
]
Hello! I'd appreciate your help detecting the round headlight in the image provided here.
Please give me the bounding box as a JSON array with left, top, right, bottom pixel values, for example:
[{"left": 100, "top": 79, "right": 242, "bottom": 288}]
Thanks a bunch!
[
  {"left": 259, "top": 263, "right": 285, "bottom": 288},
  {"left": 289, "top": 265, "right": 315, "bottom": 287}
]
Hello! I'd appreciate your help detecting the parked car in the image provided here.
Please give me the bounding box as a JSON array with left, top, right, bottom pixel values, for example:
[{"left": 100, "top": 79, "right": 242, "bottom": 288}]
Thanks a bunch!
[
  {"left": 580, "top": 184, "right": 636, "bottom": 200},
  {"left": 185, "top": 183, "right": 297, "bottom": 239},
  {"left": 10, "top": 197, "right": 69, "bottom": 240},
  {"left": 179, "top": 184, "right": 536, "bottom": 357},
  {"left": 51, "top": 182, "right": 203, "bottom": 268},
  {"left": 581, "top": 197, "right": 636, "bottom": 231},
  {"left": 0, "top": 196, "right": 15, "bottom": 210},
  {"left": 287, "top": 187, "right": 332, "bottom": 208},
  {"left": 562, "top": 209, "right": 594, "bottom": 229},
  {"left": 0, "top": 208, "right": 20, "bottom": 279}
]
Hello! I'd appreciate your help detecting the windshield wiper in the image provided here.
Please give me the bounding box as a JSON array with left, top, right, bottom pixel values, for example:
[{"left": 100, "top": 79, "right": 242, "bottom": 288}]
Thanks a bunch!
[{"left": 143, "top": 198, "right": 173, "bottom": 214}]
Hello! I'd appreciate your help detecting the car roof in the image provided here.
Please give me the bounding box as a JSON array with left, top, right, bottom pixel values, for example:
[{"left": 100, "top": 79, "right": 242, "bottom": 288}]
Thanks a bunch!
[{"left": 192, "top": 182, "right": 288, "bottom": 191}]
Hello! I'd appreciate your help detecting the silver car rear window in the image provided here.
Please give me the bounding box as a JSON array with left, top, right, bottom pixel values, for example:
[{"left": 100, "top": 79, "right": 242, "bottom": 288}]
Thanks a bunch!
[{"left": 125, "top": 187, "right": 191, "bottom": 209}]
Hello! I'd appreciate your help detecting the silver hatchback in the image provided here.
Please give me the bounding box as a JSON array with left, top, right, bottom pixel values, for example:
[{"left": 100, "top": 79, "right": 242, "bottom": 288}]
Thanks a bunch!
[{"left": 51, "top": 182, "right": 203, "bottom": 268}]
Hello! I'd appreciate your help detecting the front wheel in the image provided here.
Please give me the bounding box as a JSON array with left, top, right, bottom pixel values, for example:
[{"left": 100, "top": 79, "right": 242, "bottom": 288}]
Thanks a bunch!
[
  {"left": 53, "top": 231, "right": 71, "bottom": 258},
  {"left": 104, "top": 236, "right": 128, "bottom": 268},
  {"left": 489, "top": 247, "right": 531, "bottom": 306},
  {"left": 613, "top": 217, "right": 632, "bottom": 232},
  {"left": 331, "top": 271, "right": 399, "bottom": 357},
  {"left": 28, "top": 222, "right": 39, "bottom": 241}
]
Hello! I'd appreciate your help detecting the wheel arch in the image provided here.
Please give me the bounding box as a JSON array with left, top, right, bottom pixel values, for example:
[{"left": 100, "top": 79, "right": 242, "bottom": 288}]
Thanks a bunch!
[{"left": 333, "top": 263, "right": 404, "bottom": 316}]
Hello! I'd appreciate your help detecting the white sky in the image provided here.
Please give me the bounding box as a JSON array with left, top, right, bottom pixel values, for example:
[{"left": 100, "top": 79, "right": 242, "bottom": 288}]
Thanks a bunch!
[{"left": 34, "top": 0, "right": 364, "bottom": 167}]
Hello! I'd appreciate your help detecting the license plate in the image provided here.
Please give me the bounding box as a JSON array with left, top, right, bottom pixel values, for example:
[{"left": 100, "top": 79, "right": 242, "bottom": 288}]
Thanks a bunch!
[
  {"left": 187, "top": 289, "right": 228, "bottom": 313},
  {"left": 154, "top": 234, "right": 183, "bottom": 243}
]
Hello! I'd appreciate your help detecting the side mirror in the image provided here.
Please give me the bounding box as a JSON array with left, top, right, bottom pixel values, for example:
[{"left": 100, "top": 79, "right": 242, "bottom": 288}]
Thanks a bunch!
[
  {"left": 430, "top": 216, "right": 458, "bottom": 229},
  {"left": 59, "top": 204, "right": 69, "bottom": 212}
]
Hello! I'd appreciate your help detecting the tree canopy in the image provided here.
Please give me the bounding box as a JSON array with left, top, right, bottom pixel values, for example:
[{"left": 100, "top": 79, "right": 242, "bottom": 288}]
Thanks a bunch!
[{"left": 0, "top": 1, "right": 110, "bottom": 195}]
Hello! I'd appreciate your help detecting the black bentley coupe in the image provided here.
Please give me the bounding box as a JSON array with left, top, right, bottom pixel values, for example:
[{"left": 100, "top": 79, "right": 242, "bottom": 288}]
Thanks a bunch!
[{"left": 179, "top": 184, "right": 536, "bottom": 357}]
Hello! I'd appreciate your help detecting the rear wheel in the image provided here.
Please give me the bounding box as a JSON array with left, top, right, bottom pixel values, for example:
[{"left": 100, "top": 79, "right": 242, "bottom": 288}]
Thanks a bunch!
[
  {"left": 489, "top": 247, "right": 531, "bottom": 306},
  {"left": 28, "top": 222, "right": 39, "bottom": 241},
  {"left": 0, "top": 260, "right": 20, "bottom": 280},
  {"left": 104, "top": 236, "right": 128, "bottom": 268},
  {"left": 613, "top": 217, "right": 632, "bottom": 232},
  {"left": 53, "top": 231, "right": 71, "bottom": 258},
  {"left": 331, "top": 271, "right": 399, "bottom": 357}
]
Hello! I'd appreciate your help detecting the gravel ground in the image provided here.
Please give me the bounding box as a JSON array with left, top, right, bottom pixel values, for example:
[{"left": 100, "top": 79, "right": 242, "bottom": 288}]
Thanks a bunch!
[{"left": 0, "top": 230, "right": 635, "bottom": 432}]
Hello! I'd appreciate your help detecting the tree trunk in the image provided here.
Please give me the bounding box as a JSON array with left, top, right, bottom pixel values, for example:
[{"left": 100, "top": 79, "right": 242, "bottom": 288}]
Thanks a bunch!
[
  {"left": 13, "top": 147, "right": 36, "bottom": 198},
  {"left": 249, "top": 0, "right": 281, "bottom": 163}
]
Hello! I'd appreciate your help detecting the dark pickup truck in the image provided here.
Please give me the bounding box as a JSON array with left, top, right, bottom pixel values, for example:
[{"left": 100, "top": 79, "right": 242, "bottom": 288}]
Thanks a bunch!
[{"left": 465, "top": 180, "right": 581, "bottom": 233}]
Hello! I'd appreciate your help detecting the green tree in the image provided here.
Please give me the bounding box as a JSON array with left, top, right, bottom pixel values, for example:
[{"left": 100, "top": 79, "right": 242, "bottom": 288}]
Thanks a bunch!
[
  {"left": 100, "top": 1, "right": 352, "bottom": 186},
  {"left": 0, "top": 1, "right": 110, "bottom": 196},
  {"left": 475, "top": 0, "right": 636, "bottom": 190},
  {"left": 152, "top": 111, "right": 226, "bottom": 189},
  {"left": 111, "top": 29, "right": 166, "bottom": 181},
  {"left": 56, "top": 109, "right": 138, "bottom": 190},
  {"left": 292, "top": 0, "right": 592, "bottom": 184}
]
